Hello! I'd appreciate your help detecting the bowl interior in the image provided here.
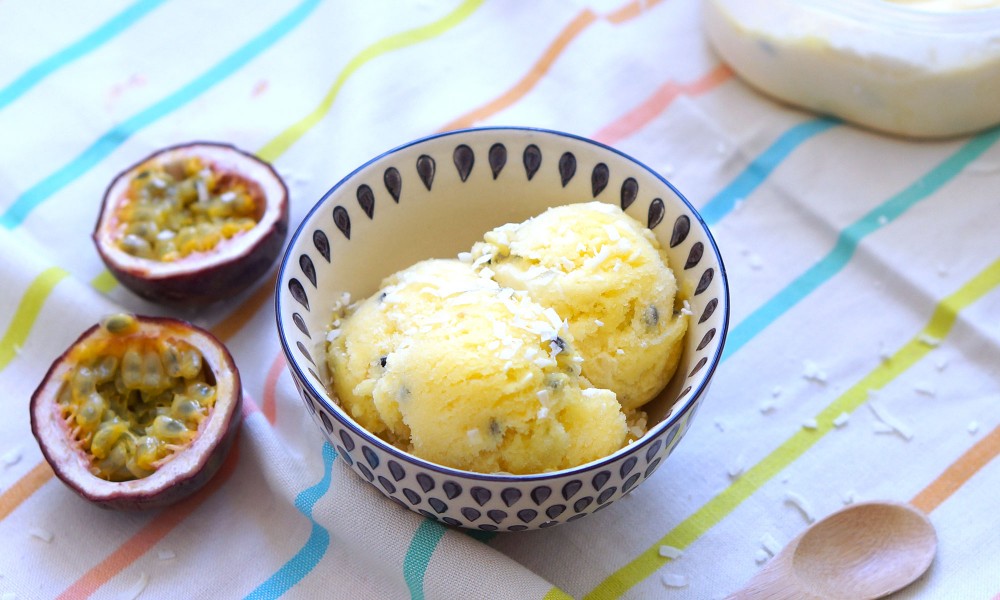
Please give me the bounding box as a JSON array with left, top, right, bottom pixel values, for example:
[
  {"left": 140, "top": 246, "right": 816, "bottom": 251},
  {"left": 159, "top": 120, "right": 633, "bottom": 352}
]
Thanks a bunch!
[{"left": 276, "top": 127, "right": 728, "bottom": 472}]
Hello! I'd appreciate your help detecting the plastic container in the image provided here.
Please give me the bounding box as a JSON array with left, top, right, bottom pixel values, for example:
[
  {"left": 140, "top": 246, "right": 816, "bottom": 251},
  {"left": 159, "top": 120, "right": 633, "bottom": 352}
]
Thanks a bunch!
[{"left": 703, "top": 0, "right": 1000, "bottom": 138}]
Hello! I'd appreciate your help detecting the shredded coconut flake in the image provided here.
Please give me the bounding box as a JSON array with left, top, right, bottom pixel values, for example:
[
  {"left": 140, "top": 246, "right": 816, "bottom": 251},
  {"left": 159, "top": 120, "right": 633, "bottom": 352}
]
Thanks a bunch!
[
  {"left": 543, "top": 308, "right": 563, "bottom": 330},
  {"left": 28, "top": 527, "right": 53, "bottom": 543},
  {"left": 771, "top": 386, "right": 783, "bottom": 398},
  {"left": 661, "top": 573, "right": 688, "bottom": 588},
  {"left": 760, "top": 533, "right": 782, "bottom": 556},
  {"left": 802, "top": 418, "right": 818, "bottom": 430},
  {"left": 968, "top": 421, "right": 980, "bottom": 435},
  {"left": 122, "top": 572, "right": 149, "bottom": 600},
  {"left": 914, "top": 382, "right": 936, "bottom": 397},
  {"left": 727, "top": 455, "right": 745, "bottom": 479},
  {"left": 801, "top": 360, "right": 828, "bottom": 384},
  {"left": 157, "top": 549, "right": 176, "bottom": 561},
  {"left": 754, "top": 549, "right": 771, "bottom": 564},
  {"left": 537, "top": 406, "right": 550, "bottom": 420},
  {"left": 758, "top": 400, "right": 776, "bottom": 414},
  {"left": 842, "top": 490, "right": 857, "bottom": 505},
  {"left": 533, "top": 357, "right": 556, "bottom": 369},
  {"left": 594, "top": 319, "right": 604, "bottom": 327},
  {"left": 918, "top": 334, "right": 941, "bottom": 347},
  {"left": 2, "top": 447, "right": 22, "bottom": 468},
  {"left": 581, "top": 388, "right": 603, "bottom": 398},
  {"left": 658, "top": 545, "right": 683, "bottom": 559},
  {"left": 833, "top": 412, "right": 850, "bottom": 428},
  {"left": 935, "top": 357, "right": 949, "bottom": 371},
  {"left": 457, "top": 251, "right": 472, "bottom": 263},
  {"left": 785, "top": 491, "right": 816, "bottom": 523},
  {"left": 868, "top": 397, "right": 913, "bottom": 441}
]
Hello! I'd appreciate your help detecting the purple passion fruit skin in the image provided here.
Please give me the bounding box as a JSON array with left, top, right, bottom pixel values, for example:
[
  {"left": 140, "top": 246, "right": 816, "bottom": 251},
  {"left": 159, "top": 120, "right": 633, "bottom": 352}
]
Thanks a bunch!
[
  {"left": 30, "top": 314, "right": 242, "bottom": 510},
  {"left": 93, "top": 142, "right": 289, "bottom": 306}
]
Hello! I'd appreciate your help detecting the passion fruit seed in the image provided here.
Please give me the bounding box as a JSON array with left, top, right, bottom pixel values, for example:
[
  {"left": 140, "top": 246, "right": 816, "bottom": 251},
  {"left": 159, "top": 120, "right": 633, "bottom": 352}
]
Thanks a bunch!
[
  {"left": 57, "top": 315, "right": 217, "bottom": 482},
  {"left": 103, "top": 313, "right": 140, "bottom": 335},
  {"left": 117, "top": 156, "right": 261, "bottom": 262}
]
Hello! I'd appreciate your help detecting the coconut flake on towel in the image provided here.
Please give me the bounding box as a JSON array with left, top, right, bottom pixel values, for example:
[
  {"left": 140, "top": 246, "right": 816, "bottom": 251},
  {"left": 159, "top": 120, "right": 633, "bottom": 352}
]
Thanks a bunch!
[
  {"left": 123, "top": 572, "right": 149, "bottom": 600},
  {"left": 727, "top": 454, "right": 746, "bottom": 479},
  {"left": 918, "top": 334, "right": 941, "bottom": 347},
  {"left": 661, "top": 573, "right": 689, "bottom": 589},
  {"left": 760, "top": 533, "right": 782, "bottom": 556},
  {"left": 2, "top": 446, "right": 22, "bottom": 468},
  {"left": 868, "top": 393, "right": 913, "bottom": 441},
  {"left": 28, "top": 527, "right": 53, "bottom": 543},
  {"left": 801, "top": 360, "right": 828, "bottom": 384},
  {"left": 785, "top": 491, "right": 816, "bottom": 523}
]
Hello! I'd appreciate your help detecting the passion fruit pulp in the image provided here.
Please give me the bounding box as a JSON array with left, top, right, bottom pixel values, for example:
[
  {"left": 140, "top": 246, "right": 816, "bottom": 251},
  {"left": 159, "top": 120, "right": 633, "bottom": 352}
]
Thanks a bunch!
[
  {"left": 30, "top": 314, "right": 242, "bottom": 510},
  {"left": 93, "top": 142, "right": 289, "bottom": 306}
]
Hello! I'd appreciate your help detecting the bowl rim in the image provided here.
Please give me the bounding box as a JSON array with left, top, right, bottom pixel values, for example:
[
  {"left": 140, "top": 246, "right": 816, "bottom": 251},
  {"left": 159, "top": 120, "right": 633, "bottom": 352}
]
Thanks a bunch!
[{"left": 275, "top": 125, "right": 730, "bottom": 483}]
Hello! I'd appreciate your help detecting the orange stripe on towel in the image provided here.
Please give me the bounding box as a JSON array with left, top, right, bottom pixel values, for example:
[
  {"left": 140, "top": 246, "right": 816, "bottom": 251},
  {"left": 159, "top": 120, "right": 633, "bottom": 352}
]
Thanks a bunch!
[
  {"left": 439, "top": 9, "right": 599, "bottom": 132},
  {"left": 263, "top": 352, "right": 287, "bottom": 425},
  {"left": 911, "top": 423, "right": 1000, "bottom": 514},
  {"left": 0, "top": 462, "right": 54, "bottom": 521},
  {"left": 592, "top": 64, "right": 733, "bottom": 145}
]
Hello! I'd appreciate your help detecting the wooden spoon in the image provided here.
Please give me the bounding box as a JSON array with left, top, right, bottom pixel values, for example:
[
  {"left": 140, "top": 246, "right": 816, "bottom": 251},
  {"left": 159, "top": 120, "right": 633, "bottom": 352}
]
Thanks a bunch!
[{"left": 726, "top": 501, "right": 937, "bottom": 600}]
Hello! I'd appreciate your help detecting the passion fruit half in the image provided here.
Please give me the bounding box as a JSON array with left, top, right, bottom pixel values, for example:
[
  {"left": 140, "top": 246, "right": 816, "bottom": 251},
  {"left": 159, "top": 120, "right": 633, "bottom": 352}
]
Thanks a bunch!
[
  {"left": 30, "top": 314, "right": 242, "bottom": 510},
  {"left": 93, "top": 142, "right": 288, "bottom": 306}
]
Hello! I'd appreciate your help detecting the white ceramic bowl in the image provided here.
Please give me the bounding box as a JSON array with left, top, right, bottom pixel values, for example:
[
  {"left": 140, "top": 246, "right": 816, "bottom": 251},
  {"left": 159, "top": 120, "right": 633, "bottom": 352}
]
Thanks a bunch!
[{"left": 275, "top": 127, "right": 729, "bottom": 531}]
